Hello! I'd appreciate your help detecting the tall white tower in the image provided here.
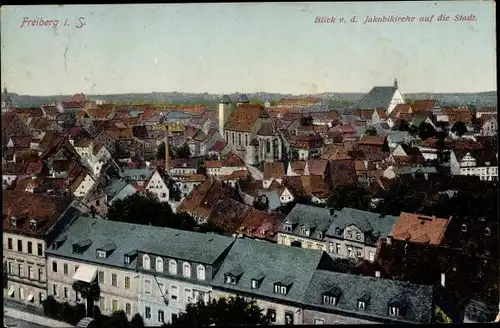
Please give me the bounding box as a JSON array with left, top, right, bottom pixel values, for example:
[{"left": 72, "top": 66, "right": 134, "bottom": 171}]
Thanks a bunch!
[{"left": 219, "top": 95, "right": 232, "bottom": 139}]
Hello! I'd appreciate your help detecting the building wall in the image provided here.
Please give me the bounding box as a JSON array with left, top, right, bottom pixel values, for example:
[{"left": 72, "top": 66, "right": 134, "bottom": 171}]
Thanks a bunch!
[
  {"left": 277, "top": 233, "right": 326, "bottom": 251},
  {"left": 73, "top": 174, "right": 95, "bottom": 198},
  {"left": 146, "top": 171, "right": 170, "bottom": 202},
  {"left": 138, "top": 273, "right": 212, "bottom": 326},
  {"left": 3, "top": 232, "right": 47, "bottom": 307},
  {"left": 46, "top": 256, "right": 139, "bottom": 320},
  {"left": 325, "top": 236, "right": 377, "bottom": 262},
  {"left": 303, "top": 308, "right": 380, "bottom": 325},
  {"left": 212, "top": 289, "right": 303, "bottom": 325}
]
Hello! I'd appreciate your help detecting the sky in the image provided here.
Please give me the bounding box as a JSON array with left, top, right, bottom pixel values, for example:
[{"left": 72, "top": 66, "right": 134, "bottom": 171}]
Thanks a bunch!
[{"left": 0, "top": 1, "right": 496, "bottom": 96}]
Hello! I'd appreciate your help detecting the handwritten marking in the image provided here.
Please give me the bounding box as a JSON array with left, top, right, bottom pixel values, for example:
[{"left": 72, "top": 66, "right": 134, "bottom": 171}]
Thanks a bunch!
[{"left": 20, "top": 17, "right": 87, "bottom": 28}]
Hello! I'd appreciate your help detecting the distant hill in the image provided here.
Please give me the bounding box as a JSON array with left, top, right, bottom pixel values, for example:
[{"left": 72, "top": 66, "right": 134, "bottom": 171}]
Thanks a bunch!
[{"left": 5, "top": 91, "right": 497, "bottom": 109}]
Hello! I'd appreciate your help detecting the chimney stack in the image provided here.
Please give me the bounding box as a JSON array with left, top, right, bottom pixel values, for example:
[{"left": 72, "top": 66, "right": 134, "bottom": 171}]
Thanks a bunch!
[{"left": 440, "top": 273, "right": 446, "bottom": 287}]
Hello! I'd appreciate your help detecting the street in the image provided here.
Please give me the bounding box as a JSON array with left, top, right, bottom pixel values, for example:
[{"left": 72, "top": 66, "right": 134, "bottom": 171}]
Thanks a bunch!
[{"left": 3, "top": 316, "right": 52, "bottom": 328}]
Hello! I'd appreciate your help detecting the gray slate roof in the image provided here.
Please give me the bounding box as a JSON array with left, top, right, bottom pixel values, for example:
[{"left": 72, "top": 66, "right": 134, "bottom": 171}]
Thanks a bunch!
[
  {"left": 464, "top": 299, "right": 498, "bottom": 322},
  {"left": 395, "top": 167, "right": 438, "bottom": 175},
  {"left": 219, "top": 95, "right": 232, "bottom": 104},
  {"left": 120, "top": 168, "right": 154, "bottom": 181},
  {"left": 103, "top": 179, "right": 128, "bottom": 199},
  {"left": 326, "top": 208, "right": 398, "bottom": 246},
  {"left": 302, "top": 270, "right": 434, "bottom": 324},
  {"left": 46, "top": 216, "right": 235, "bottom": 269},
  {"left": 349, "top": 86, "right": 398, "bottom": 110},
  {"left": 281, "top": 204, "right": 334, "bottom": 240},
  {"left": 211, "top": 238, "right": 325, "bottom": 305},
  {"left": 257, "top": 190, "right": 281, "bottom": 211},
  {"left": 236, "top": 94, "right": 250, "bottom": 104},
  {"left": 386, "top": 131, "right": 420, "bottom": 144}
]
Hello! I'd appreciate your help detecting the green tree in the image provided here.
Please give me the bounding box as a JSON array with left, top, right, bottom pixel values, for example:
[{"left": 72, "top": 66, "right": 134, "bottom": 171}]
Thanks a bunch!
[
  {"left": 300, "top": 116, "right": 314, "bottom": 126},
  {"left": 434, "top": 306, "right": 453, "bottom": 324},
  {"left": 157, "top": 142, "right": 176, "bottom": 160},
  {"left": 109, "top": 311, "right": 131, "bottom": 328},
  {"left": 451, "top": 121, "right": 468, "bottom": 137},
  {"left": 417, "top": 122, "right": 436, "bottom": 140},
  {"left": 168, "top": 296, "right": 271, "bottom": 326},
  {"left": 408, "top": 124, "right": 418, "bottom": 137},
  {"left": 328, "top": 184, "right": 371, "bottom": 211},
  {"left": 130, "top": 313, "right": 145, "bottom": 327},
  {"left": 405, "top": 98, "right": 416, "bottom": 105},
  {"left": 365, "top": 126, "right": 378, "bottom": 136},
  {"left": 249, "top": 97, "right": 263, "bottom": 105},
  {"left": 176, "top": 143, "right": 191, "bottom": 159},
  {"left": 197, "top": 158, "right": 207, "bottom": 176},
  {"left": 253, "top": 194, "right": 269, "bottom": 211},
  {"left": 72, "top": 280, "right": 101, "bottom": 318}
]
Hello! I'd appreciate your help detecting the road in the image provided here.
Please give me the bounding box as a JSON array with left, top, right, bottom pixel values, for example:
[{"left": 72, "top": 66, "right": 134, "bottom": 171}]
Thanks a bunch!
[{"left": 246, "top": 165, "right": 263, "bottom": 180}]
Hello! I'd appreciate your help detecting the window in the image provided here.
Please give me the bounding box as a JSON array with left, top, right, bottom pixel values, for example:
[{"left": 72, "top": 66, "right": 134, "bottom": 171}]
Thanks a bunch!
[
  {"left": 111, "top": 273, "right": 117, "bottom": 287},
  {"left": 284, "top": 224, "right": 292, "bottom": 232},
  {"left": 251, "top": 279, "right": 260, "bottom": 289},
  {"left": 53, "top": 284, "right": 58, "bottom": 296},
  {"left": 112, "top": 299, "right": 118, "bottom": 312},
  {"left": 356, "top": 232, "right": 361, "bottom": 240},
  {"left": 328, "top": 242, "right": 334, "bottom": 253},
  {"left": 27, "top": 241, "right": 33, "bottom": 254},
  {"left": 356, "top": 248, "right": 363, "bottom": 258},
  {"left": 284, "top": 311, "right": 294, "bottom": 325},
  {"left": 336, "top": 244, "right": 341, "bottom": 254},
  {"left": 145, "top": 306, "right": 151, "bottom": 319},
  {"left": 37, "top": 243, "right": 43, "bottom": 256},
  {"left": 52, "top": 261, "right": 57, "bottom": 273},
  {"left": 238, "top": 133, "right": 242, "bottom": 146},
  {"left": 158, "top": 310, "right": 165, "bottom": 323},
  {"left": 144, "top": 280, "right": 152, "bottom": 294},
  {"left": 184, "top": 288, "right": 192, "bottom": 303},
  {"left": 8, "top": 262, "right": 13, "bottom": 274},
  {"left": 369, "top": 252, "right": 375, "bottom": 262},
  {"left": 17, "top": 240, "right": 23, "bottom": 252},
  {"left": 99, "top": 297, "right": 105, "bottom": 310},
  {"left": 389, "top": 306, "right": 399, "bottom": 316},
  {"left": 96, "top": 200, "right": 100, "bottom": 206},
  {"left": 182, "top": 262, "right": 191, "bottom": 277},
  {"left": 197, "top": 265, "right": 205, "bottom": 281},
  {"left": 170, "top": 285, "right": 178, "bottom": 300},
  {"left": 28, "top": 266, "right": 34, "bottom": 279},
  {"left": 63, "top": 263, "right": 68, "bottom": 275},
  {"left": 143, "top": 254, "right": 151, "bottom": 270},
  {"left": 267, "top": 309, "right": 276, "bottom": 323},
  {"left": 225, "top": 275, "right": 237, "bottom": 284},
  {"left": 358, "top": 300, "right": 366, "bottom": 310},
  {"left": 18, "top": 264, "right": 23, "bottom": 277},
  {"left": 323, "top": 294, "right": 337, "bottom": 305},
  {"left": 64, "top": 287, "right": 69, "bottom": 298},
  {"left": 314, "top": 318, "right": 325, "bottom": 324},
  {"left": 125, "top": 303, "right": 131, "bottom": 315},
  {"left": 347, "top": 231, "right": 352, "bottom": 239},
  {"left": 124, "top": 276, "right": 130, "bottom": 289},
  {"left": 347, "top": 246, "right": 354, "bottom": 258},
  {"left": 169, "top": 260, "right": 177, "bottom": 275},
  {"left": 171, "top": 313, "right": 178, "bottom": 323},
  {"left": 156, "top": 257, "right": 164, "bottom": 272},
  {"left": 97, "top": 250, "right": 107, "bottom": 258},
  {"left": 7, "top": 238, "right": 12, "bottom": 250},
  {"left": 38, "top": 268, "right": 43, "bottom": 281}
]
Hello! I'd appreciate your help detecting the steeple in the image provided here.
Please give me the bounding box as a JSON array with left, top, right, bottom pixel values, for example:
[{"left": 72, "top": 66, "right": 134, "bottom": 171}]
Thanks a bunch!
[{"left": 394, "top": 78, "right": 398, "bottom": 89}]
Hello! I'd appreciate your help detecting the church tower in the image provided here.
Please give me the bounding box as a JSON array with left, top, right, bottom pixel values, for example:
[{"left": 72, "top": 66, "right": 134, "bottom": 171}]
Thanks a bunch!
[
  {"left": 219, "top": 95, "right": 232, "bottom": 139},
  {"left": 2, "top": 87, "right": 13, "bottom": 112},
  {"left": 394, "top": 78, "right": 398, "bottom": 89}
]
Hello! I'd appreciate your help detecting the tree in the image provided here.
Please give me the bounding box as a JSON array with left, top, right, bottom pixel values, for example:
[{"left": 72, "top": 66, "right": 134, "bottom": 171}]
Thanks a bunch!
[
  {"left": 328, "top": 184, "right": 371, "bottom": 211},
  {"left": 109, "top": 311, "right": 131, "bottom": 328},
  {"left": 408, "top": 124, "right": 418, "bottom": 137},
  {"left": 170, "top": 296, "right": 271, "bottom": 326},
  {"left": 395, "top": 120, "right": 411, "bottom": 132},
  {"left": 405, "top": 98, "right": 416, "bottom": 105},
  {"left": 300, "top": 116, "right": 314, "bottom": 126},
  {"left": 417, "top": 122, "right": 436, "bottom": 140},
  {"left": 253, "top": 194, "right": 269, "bottom": 211},
  {"left": 176, "top": 143, "right": 191, "bottom": 159},
  {"left": 365, "top": 126, "right": 378, "bottom": 136},
  {"left": 42, "top": 296, "right": 61, "bottom": 319},
  {"left": 72, "top": 280, "right": 101, "bottom": 317},
  {"left": 157, "top": 142, "right": 176, "bottom": 160},
  {"left": 451, "top": 121, "right": 467, "bottom": 137},
  {"left": 130, "top": 313, "right": 145, "bottom": 327},
  {"left": 434, "top": 306, "right": 453, "bottom": 323},
  {"left": 197, "top": 158, "right": 207, "bottom": 176}
]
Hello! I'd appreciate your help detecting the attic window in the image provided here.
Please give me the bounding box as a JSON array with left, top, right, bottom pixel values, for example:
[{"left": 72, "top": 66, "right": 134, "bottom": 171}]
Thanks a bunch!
[
  {"left": 274, "top": 276, "right": 294, "bottom": 295},
  {"left": 335, "top": 227, "right": 341, "bottom": 235},
  {"left": 301, "top": 226, "right": 310, "bottom": 237},
  {"left": 251, "top": 273, "right": 265, "bottom": 289},
  {"left": 96, "top": 243, "right": 116, "bottom": 259},
  {"left": 323, "top": 287, "right": 341, "bottom": 306},
  {"left": 461, "top": 224, "right": 467, "bottom": 232},
  {"left": 251, "top": 279, "right": 260, "bottom": 289},
  {"left": 358, "top": 300, "right": 366, "bottom": 310},
  {"left": 283, "top": 223, "right": 293, "bottom": 233},
  {"left": 317, "top": 231, "right": 323, "bottom": 239},
  {"left": 389, "top": 306, "right": 400, "bottom": 317},
  {"left": 10, "top": 216, "right": 17, "bottom": 228},
  {"left": 224, "top": 266, "right": 243, "bottom": 285},
  {"left": 29, "top": 219, "right": 38, "bottom": 230},
  {"left": 124, "top": 250, "right": 138, "bottom": 264},
  {"left": 52, "top": 236, "right": 67, "bottom": 250},
  {"left": 357, "top": 294, "right": 370, "bottom": 311},
  {"left": 72, "top": 239, "right": 92, "bottom": 254}
]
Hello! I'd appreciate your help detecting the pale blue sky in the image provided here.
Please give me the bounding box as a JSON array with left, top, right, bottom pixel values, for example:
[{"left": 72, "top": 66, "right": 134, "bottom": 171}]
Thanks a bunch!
[{"left": 1, "top": 2, "right": 496, "bottom": 96}]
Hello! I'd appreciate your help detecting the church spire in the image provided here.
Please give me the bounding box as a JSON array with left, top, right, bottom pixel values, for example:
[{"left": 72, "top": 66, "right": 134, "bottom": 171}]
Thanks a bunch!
[{"left": 394, "top": 78, "right": 398, "bottom": 89}]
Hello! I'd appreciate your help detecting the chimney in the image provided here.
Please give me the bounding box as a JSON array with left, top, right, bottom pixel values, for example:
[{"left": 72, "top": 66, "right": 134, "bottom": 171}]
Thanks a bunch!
[
  {"left": 375, "top": 271, "right": 381, "bottom": 278},
  {"left": 440, "top": 273, "right": 445, "bottom": 287}
]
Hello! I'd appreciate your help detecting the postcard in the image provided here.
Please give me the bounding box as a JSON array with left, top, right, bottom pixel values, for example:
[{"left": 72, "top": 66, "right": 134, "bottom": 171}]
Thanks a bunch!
[{"left": 1, "top": 1, "right": 498, "bottom": 327}]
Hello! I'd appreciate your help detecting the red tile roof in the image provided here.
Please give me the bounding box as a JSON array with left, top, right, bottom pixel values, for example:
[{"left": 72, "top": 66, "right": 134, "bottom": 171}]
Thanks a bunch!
[
  {"left": 237, "top": 209, "right": 285, "bottom": 242},
  {"left": 390, "top": 212, "right": 451, "bottom": 245},
  {"left": 224, "top": 104, "right": 268, "bottom": 133},
  {"left": 263, "top": 162, "right": 285, "bottom": 180}
]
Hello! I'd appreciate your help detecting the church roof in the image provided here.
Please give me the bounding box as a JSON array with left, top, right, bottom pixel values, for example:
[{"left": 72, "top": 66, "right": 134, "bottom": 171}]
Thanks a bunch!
[
  {"left": 236, "top": 94, "right": 250, "bottom": 104},
  {"left": 220, "top": 95, "right": 232, "bottom": 104},
  {"left": 349, "top": 86, "right": 399, "bottom": 110}
]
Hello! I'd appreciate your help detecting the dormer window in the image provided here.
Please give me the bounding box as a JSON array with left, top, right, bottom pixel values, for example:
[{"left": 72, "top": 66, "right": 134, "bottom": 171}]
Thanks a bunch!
[
  {"left": 10, "top": 216, "right": 17, "bottom": 228},
  {"left": 283, "top": 223, "right": 293, "bottom": 233},
  {"left": 358, "top": 300, "right": 366, "bottom": 310},
  {"left": 143, "top": 254, "right": 151, "bottom": 270},
  {"left": 301, "top": 226, "right": 310, "bottom": 237},
  {"left": 72, "top": 239, "right": 92, "bottom": 254},
  {"left": 156, "top": 257, "right": 164, "bottom": 272},
  {"left": 389, "top": 306, "right": 400, "bottom": 317},
  {"left": 96, "top": 243, "right": 116, "bottom": 259},
  {"left": 251, "top": 279, "right": 260, "bottom": 289},
  {"left": 124, "top": 251, "right": 137, "bottom": 265},
  {"left": 335, "top": 227, "right": 341, "bottom": 235},
  {"left": 357, "top": 294, "right": 370, "bottom": 311},
  {"left": 461, "top": 224, "right": 467, "bottom": 232},
  {"left": 317, "top": 231, "right": 323, "bottom": 239},
  {"left": 224, "top": 266, "right": 243, "bottom": 285},
  {"left": 29, "top": 219, "right": 38, "bottom": 230},
  {"left": 251, "top": 272, "right": 265, "bottom": 289},
  {"left": 323, "top": 287, "right": 341, "bottom": 306},
  {"left": 274, "top": 276, "right": 294, "bottom": 295}
]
